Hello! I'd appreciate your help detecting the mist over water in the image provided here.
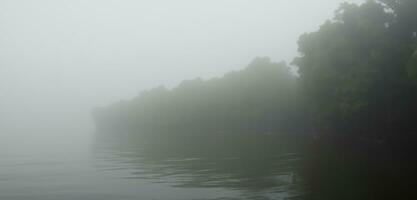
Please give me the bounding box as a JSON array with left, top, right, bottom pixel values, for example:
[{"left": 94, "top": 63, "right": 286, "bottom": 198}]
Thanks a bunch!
[
  {"left": 0, "top": 0, "right": 363, "bottom": 149},
  {"left": 1, "top": 0, "right": 378, "bottom": 199},
  {"left": 0, "top": 0, "right": 348, "bottom": 147}
]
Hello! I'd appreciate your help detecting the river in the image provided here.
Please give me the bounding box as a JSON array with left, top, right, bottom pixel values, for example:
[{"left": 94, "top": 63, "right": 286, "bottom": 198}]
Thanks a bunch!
[{"left": 0, "top": 126, "right": 304, "bottom": 200}]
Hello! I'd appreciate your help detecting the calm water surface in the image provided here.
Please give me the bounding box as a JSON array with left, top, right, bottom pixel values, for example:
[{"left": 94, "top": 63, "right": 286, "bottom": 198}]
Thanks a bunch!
[{"left": 0, "top": 133, "right": 303, "bottom": 200}]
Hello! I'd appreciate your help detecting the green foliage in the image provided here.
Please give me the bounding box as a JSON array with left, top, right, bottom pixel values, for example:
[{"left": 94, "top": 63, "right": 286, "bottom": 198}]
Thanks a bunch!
[
  {"left": 294, "top": 2, "right": 417, "bottom": 198},
  {"left": 93, "top": 0, "right": 417, "bottom": 139},
  {"left": 94, "top": 57, "right": 306, "bottom": 135},
  {"left": 294, "top": 0, "right": 417, "bottom": 134},
  {"left": 93, "top": 1, "right": 417, "bottom": 198},
  {"left": 95, "top": 0, "right": 417, "bottom": 138}
]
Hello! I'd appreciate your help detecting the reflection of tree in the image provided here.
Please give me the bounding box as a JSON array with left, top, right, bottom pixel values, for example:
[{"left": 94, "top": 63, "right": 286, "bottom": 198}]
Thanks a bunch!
[
  {"left": 93, "top": 133, "right": 306, "bottom": 199},
  {"left": 294, "top": 1, "right": 417, "bottom": 199}
]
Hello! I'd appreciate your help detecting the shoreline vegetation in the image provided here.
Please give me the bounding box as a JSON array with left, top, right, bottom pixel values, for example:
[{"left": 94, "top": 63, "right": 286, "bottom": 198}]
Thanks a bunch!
[
  {"left": 93, "top": 58, "right": 309, "bottom": 137},
  {"left": 93, "top": 1, "right": 417, "bottom": 199}
]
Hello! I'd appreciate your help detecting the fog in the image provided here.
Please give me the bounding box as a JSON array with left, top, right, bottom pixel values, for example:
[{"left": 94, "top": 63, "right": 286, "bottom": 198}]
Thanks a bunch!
[
  {"left": 5, "top": 1, "right": 417, "bottom": 199},
  {"left": 1, "top": 0, "right": 363, "bottom": 150},
  {"left": 13, "top": 1, "right": 417, "bottom": 200}
]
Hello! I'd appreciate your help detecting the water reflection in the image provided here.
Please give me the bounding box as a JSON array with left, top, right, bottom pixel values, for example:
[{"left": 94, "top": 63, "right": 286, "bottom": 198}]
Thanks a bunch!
[{"left": 92, "top": 133, "right": 305, "bottom": 200}]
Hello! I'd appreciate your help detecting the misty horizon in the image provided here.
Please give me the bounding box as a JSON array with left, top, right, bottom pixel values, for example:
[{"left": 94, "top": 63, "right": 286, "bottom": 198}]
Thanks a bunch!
[
  {"left": 1, "top": 0, "right": 363, "bottom": 145},
  {"left": 3, "top": 0, "right": 416, "bottom": 199}
]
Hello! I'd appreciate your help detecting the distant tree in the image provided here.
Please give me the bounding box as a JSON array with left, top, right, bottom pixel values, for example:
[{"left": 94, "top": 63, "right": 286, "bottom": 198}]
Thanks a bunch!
[{"left": 93, "top": 57, "right": 304, "bottom": 136}]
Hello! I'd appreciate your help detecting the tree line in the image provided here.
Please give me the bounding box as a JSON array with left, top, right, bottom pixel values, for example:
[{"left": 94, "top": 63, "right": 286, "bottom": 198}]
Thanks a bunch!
[
  {"left": 95, "top": 0, "right": 416, "bottom": 139},
  {"left": 94, "top": 58, "right": 308, "bottom": 136},
  {"left": 93, "top": 1, "right": 417, "bottom": 198}
]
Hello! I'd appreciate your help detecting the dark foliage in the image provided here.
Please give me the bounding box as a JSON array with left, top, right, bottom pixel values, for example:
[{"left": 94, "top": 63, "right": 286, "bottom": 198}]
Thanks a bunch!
[
  {"left": 94, "top": 57, "right": 309, "bottom": 136},
  {"left": 294, "top": 1, "right": 417, "bottom": 199},
  {"left": 93, "top": 1, "right": 417, "bottom": 199}
]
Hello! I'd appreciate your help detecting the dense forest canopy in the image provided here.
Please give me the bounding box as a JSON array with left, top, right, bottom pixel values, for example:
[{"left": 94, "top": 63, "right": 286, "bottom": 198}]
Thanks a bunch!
[
  {"left": 94, "top": 0, "right": 417, "bottom": 139},
  {"left": 94, "top": 57, "right": 308, "bottom": 135},
  {"left": 294, "top": 0, "right": 417, "bottom": 136},
  {"left": 92, "top": 1, "right": 417, "bottom": 199},
  {"left": 292, "top": 1, "right": 417, "bottom": 199}
]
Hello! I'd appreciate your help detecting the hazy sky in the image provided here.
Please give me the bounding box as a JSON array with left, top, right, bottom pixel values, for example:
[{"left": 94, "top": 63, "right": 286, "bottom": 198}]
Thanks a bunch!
[{"left": 0, "top": 0, "right": 364, "bottom": 143}]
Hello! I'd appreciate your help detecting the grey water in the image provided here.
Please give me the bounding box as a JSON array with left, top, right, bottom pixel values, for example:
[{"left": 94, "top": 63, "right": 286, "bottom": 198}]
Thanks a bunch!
[{"left": 0, "top": 130, "right": 302, "bottom": 200}]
